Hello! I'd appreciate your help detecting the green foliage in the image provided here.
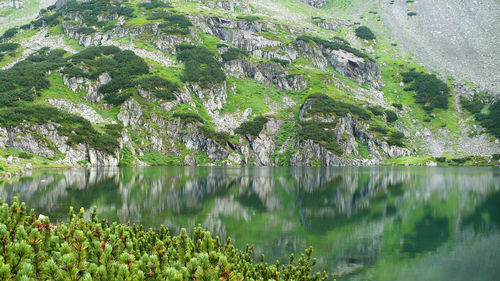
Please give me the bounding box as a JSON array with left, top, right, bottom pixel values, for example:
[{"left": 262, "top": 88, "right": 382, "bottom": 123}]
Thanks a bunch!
[
  {"left": 62, "top": 66, "right": 87, "bottom": 78},
  {"left": 451, "top": 157, "right": 470, "bottom": 164},
  {"left": 460, "top": 95, "right": 500, "bottom": 138},
  {"left": 119, "top": 147, "right": 135, "bottom": 166},
  {"left": 0, "top": 199, "right": 327, "bottom": 280},
  {"left": 385, "top": 110, "right": 398, "bottom": 122},
  {"left": 492, "top": 154, "right": 500, "bottom": 161},
  {"left": 221, "top": 47, "right": 249, "bottom": 61},
  {"left": 199, "top": 126, "right": 231, "bottom": 146},
  {"left": 0, "top": 43, "right": 20, "bottom": 52},
  {"left": 236, "top": 15, "right": 261, "bottom": 21},
  {"left": 0, "top": 28, "right": 18, "bottom": 41},
  {"left": 369, "top": 124, "right": 388, "bottom": 134},
  {"left": 368, "top": 105, "right": 384, "bottom": 116},
  {"left": 0, "top": 88, "right": 36, "bottom": 108},
  {"left": 136, "top": 76, "right": 178, "bottom": 101},
  {"left": 387, "top": 131, "right": 405, "bottom": 147},
  {"left": 234, "top": 116, "right": 268, "bottom": 136},
  {"left": 408, "top": 11, "right": 417, "bottom": 16},
  {"left": 66, "top": 47, "right": 149, "bottom": 105},
  {"left": 460, "top": 96, "right": 484, "bottom": 115},
  {"left": 18, "top": 152, "right": 33, "bottom": 159},
  {"left": 158, "top": 15, "right": 192, "bottom": 35},
  {"left": 435, "top": 157, "right": 446, "bottom": 162},
  {"left": 32, "top": 13, "right": 60, "bottom": 28},
  {"left": 76, "top": 27, "right": 97, "bottom": 35},
  {"left": 138, "top": 0, "right": 172, "bottom": 10},
  {"left": 173, "top": 112, "right": 204, "bottom": 124},
  {"left": 0, "top": 48, "right": 66, "bottom": 94},
  {"left": 475, "top": 100, "right": 500, "bottom": 138},
  {"left": 176, "top": 46, "right": 226, "bottom": 88},
  {"left": 306, "top": 94, "right": 372, "bottom": 120},
  {"left": 355, "top": 26, "right": 376, "bottom": 40},
  {"left": 0, "top": 105, "right": 120, "bottom": 154},
  {"left": 270, "top": 58, "right": 290, "bottom": 67},
  {"left": 62, "top": 0, "right": 135, "bottom": 28},
  {"left": 296, "top": 35, "right": 373, "bottom": 61},
  {"left": 402, "top": 70, "right": 449, "bottom": 110},
  {"left": 298, "top": 121, "right": 343, "bottom": 155},
  {"left": 392, "top": 103, "right": 403, "bottom": 110}
]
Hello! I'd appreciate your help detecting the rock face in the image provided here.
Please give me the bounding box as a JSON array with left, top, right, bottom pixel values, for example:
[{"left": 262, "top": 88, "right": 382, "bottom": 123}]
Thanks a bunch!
[
  {"left": 186, "top": 82, "right": 228, "bottom": 113},
  {"left": 295, "top": 40, "right": 380, "bottom": 87},
  {"left": 0, "top": 123, "right": 118, "bottom": 167},
  {"left": 63, "top": 73, "right": 111, "bottom": 103},
  {"left": 300, "top": 0, "right": 327, "bottom": 8},
  {"left": 224, "top": 59, "right": 307, "bottom": 91},
  {"left": 192, "top": 16, "right": 282, "bottom": 54},
  {"left": 291, "top": 140, "right": 346, "bottom": 166},
  {"left": 46, "top": 98, "right": 112, "bottom": 124},
  {"left": 290, "top": 100, "right": 412, "bottom": 166}
]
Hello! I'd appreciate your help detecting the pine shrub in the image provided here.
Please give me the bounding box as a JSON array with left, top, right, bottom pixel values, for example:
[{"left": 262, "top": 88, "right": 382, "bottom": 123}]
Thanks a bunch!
[
  {"left": 355, "top": 26, "right": 376, "bottom": 40},
  {"left": 0, "top": 198, "right": 328, "bottom": 280}
]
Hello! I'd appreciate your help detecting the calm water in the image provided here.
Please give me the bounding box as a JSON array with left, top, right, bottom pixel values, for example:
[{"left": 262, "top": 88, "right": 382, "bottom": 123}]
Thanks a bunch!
[{"left": 1, "top": 166, "right": 500, "bottom": 280}]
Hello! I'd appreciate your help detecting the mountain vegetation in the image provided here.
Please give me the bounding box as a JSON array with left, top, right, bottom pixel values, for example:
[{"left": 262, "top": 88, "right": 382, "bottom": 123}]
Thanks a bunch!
[
  {"left": 0, "top": 0, "right": 497, "bottom": 173},
  {"left": 0, "top": 198, "right": 327, "bottom": 280}
]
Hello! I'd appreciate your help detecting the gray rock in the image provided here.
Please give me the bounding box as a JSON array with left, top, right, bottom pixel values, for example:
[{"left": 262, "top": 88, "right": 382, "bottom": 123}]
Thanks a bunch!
[
  {"left": 192, "top": 16, "right": 282, "bottom": 53},
  {"left": 224, "top": 58, "right": 307, "bottom": 91},
  {"left": 46, "top": 98, "right": 111, "bottom": 124},
  {"left": 300, "top": 0, "right": 327, "bottom": 8},
  {"left": 184, "top": 154, "right": 196, "bottom": 166},
  {"left": 295, "top": 39, "right": 380, "bottom": 88},
  {"left": 118, "top": 99, "right": 143, "bottom": 128},
  {"left": 186, "top": 82, "right": 227, "bottom": 113}
]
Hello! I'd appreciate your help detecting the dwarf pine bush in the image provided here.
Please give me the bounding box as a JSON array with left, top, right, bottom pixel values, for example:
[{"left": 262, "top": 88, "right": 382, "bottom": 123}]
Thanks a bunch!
[{"left": 0, "top": 198, "right": 327, "bottom": 280}]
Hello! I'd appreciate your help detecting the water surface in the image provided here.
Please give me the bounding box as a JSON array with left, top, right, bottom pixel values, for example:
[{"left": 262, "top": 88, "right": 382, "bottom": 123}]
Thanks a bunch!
[{"left": 1, "top": 166, "right": 499, "bottom": 280}]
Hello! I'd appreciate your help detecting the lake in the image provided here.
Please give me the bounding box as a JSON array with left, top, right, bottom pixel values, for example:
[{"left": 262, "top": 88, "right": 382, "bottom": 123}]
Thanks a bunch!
[{"left": 1, "top": 166, "right": 499, "bottom": 280}]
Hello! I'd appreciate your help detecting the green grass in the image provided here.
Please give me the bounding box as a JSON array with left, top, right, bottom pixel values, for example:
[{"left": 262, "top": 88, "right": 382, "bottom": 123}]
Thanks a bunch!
[
  {"left": 221, "top": 78, "right": 282, "bottom": 115},
  {"left": 39, "top": 73, "right": 84, "bottom": 102}
]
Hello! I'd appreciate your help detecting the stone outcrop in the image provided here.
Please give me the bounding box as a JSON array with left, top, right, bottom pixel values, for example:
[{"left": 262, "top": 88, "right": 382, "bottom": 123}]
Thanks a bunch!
[
  {"left": 294, "top": 39, "right": 380, "bottom": 87},
  {"left": 224, "top": 58, "right": 307, "bottom": 91},
  {"left": 300, "top": 0, "right": 327, "bottom": 8},
  {"left": 192, "top": 16, "right": 282, "bottom": 53},
  {"left": 63, "top": 72, "right": 111, "bottom": 103},
  {"left": 0, "top": 123, "right": 118, "bottom": 167},
  {"left": 186, "top": 82, "right": 227, "bottom": 113},
  {"left": 46, "top": 98, "right": 112, "bottom": 124},
  {"left": 291, "top": 100, "right": 412, "bottom": 166}
]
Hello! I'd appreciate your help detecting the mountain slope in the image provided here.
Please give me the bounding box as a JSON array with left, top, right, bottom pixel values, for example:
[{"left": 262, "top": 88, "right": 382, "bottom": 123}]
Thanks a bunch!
[{"left": 0, "top": 0, "right": 498, "bottom": 174}]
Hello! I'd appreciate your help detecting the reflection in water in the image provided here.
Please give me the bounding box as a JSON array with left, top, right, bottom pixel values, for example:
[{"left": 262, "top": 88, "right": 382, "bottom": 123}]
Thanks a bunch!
[{"left": 1, "top": 166, "right": 499, "bottom": 280}]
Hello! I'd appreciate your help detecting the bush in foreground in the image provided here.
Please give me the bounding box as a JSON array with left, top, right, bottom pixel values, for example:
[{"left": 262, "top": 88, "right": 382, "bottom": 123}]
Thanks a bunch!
[{"left": 0, "top": 198, "right": 327, "bottom": 280}]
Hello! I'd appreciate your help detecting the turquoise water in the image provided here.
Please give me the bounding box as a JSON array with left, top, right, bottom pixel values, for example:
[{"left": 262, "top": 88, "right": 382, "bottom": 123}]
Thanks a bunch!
[{"left": 1, "top": 166, "right": 499, "bottom": 280}]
